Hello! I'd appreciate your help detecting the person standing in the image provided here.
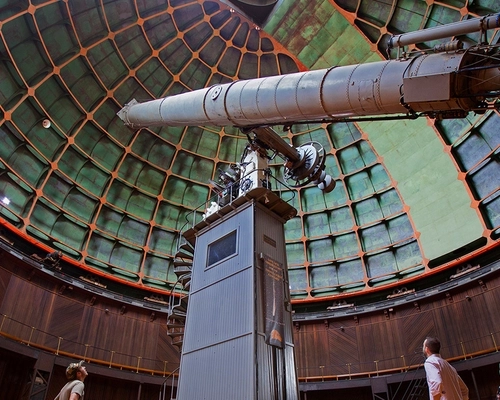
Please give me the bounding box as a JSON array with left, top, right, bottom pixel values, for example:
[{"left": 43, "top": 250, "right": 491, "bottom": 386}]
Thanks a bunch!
[
  {"left": 423, "top": 337, "right": 469, "bottom": 400},
  {"left": 54, "top": 360, "right": 88, "bottom": 400}
]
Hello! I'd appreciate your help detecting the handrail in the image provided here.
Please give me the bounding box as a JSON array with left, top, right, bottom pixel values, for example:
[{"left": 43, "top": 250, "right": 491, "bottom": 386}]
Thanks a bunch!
[
  {"left": 0, "top": 329, "right": 177, "bottom": 377},
  {"left": 297, "top": 329, "right": 500, "bottom": 382},
  {"left": 160, "top": 367, "right": 180, "bottom": 400},
  {"left": 298, "top": 346, "right": 499, "bottom": 383},
  {"left": 2, "top": 311, "right": 499, "bottom": 383},
  {"left": 0, "top": 313, "right": 180, "bottom": 377}
]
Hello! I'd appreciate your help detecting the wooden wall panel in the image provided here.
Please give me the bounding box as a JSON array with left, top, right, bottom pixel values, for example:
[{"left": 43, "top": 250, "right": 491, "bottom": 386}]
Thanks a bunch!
[
  {"left": 0, "top": 264, "right": 12, "bottom": 305},
  {"left": 400, "top": 307, "right": 434, "bottom": 361},
  {"left": 326, "top": 325, "right": 360, "bottom": 375},
  {"left": 294, "top": 269, "right": 500, "bottom": 378},
  {"left": 1, "top": 245, "right": 500, "bottom": 381},
  {"left": 0, "top": 251, "right": 181, "bottom": 373}
]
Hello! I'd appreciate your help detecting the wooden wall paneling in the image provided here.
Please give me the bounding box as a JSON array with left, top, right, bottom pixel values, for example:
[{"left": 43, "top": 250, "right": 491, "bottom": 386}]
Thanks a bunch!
[
  {"left": 378, "top": 314, "right": 406, "bottom": 371},
  {"left": 156, "top": 322, "right": 181, "bottom": 372},
  {"left": 0, "top": 263, "right": 12, "bottom": 305},
  {"left": 3, "top": 246, "right": 500, "bottom": 388},
  {"left": 138, "top": 317, "right": 164, "bottom": 370},
  {"left": 326, "top": 319, "right": 360, "bottom": 375},
  {"left": 1, "top": 275, "right": 57, "bottom": 341},
  {"left": 396, "top": 299, "right": 428, "bottom": 360},
  {"left": 309, "top": 322, "right": 329, "bottom": 378},
  {"left": 78, "top": 301, "right": 145, "bottom": 367},
  {"left": 81, "top": 298, "right": 111, "bottom": 361},
  {"left": 432, "top": 292, "right": 475, "bottom": 358},
  {"left": 400, "top": 304, "right": 433, "bottom": 365},
  {"left": 327, "top": 321, "right": 359, "bottom": 375},
  {"left": 0, "top": 257, "right": 182, "bottom": 373},
  {"left": 294, "top": 323, "right": 327, "bottom": 378},
  {"left": 293, "top": 328, "right": 307, "bottom": 377},
  {"left": 479, "top": 279, "right": 500, "bottom": 347},
  {"left": 452, "top": 291, "right": 492, "bottom": 354},
  {"left": 355, "top": 314, "right": 380, "bottom": 373},
  {"left": 110, "top": 311, "right": 160, "bottom": 368},
  {"left": 293, "top": 269, "right": 500, "bottom": 380},
  {"left": 47, "top": 288, "right": 86, "bottom": 353}
]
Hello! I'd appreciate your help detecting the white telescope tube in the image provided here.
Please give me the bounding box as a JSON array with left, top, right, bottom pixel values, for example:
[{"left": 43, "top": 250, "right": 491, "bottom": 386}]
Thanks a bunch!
[{"left": 117, "top": 49, "right": 500, "bottom": 129}]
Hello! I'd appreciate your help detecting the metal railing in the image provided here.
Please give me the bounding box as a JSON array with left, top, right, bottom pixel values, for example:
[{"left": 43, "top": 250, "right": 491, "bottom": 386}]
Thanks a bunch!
[
  {"left": 0, "top": 312, "right": 180, "bottom": 377},
  {"left": 296, "top": 330, "right": 500, "bottom": 382},
  {"left": 2, "top": 311, "right": 498, "bottom": 383}
]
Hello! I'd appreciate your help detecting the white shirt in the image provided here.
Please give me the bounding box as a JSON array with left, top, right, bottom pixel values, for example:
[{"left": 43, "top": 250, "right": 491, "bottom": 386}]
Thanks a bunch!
[{"left": 424, "top": 354, "right": 469, "bottom": 400}]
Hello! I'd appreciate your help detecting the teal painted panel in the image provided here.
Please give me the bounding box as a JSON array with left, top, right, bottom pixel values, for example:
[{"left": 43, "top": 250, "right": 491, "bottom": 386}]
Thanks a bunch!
[
  {"left": 181, "top": 126, "right": 219, "bottom": 159},
  {"left": 115, "top": 25, "right": 150, "bottom": 68},
  {"left": 125, "top": 191, "right": 156, "bottom": 220},
  {"left": 387, "top": 214, "right": 414, "bottom": 243},
  {"left": 96, "top": 205, "right": 124, "bottom": 236},
  {"left": 354, "top": 197, "right": 383, "bottom": 226},
  {"left": 337, "top": 258, "right": 365, "bottom": 284},
  {"left": 304, "top": 213, "right": 330, "bottom": 237},
  {"left": 0, "top": 125, "right": 23, "bottom": 160},
  {"left": 379, "top": 189, "right": 403, "bottom": 217},
  {"left": 148, "top": 227, "right": 177, "bottom": 255},
  {"left": 307, "top": 237, "right": 334, "bottom": 262},
  {"left": 36, "top": 77, "right": 84, "bottom": 133},
  {"left": 143, "top": 13, "right": 176, "bottom": 48},
  {"left": 334, "top": 232, "right": 359, "bottom": 259},
  {"left": 284, "top": 217, "right": 303, "bottom": 241},
  {"left": 329, "top": 206, "right": 354, "bottom": 233},
  {"left": 117, "top": 216, "right": 150, "bottom": 246},
  {"left": 103, "top": 0, "right": 137, "bottom": 31},
  {"left": 107, "top": 179, "right": 134, "bottom": 210},
  {"left": 62, "top": 187, "right": 98, "bottom": 223},
  {"left": 180, "top": 58, "right": 211, "bottom": 89},
  {"left": 75, "top": 161, "right": 110, "bottom": 197},
  {"left": 289, "top": 267, "right": 308, "bottom": 291},
  {"left": 327, "top": 122, "right": 361, "bottom": 149},
  {"left": 286, "top": 242, "right": 306, "bottom": 265},
  {"left": 143, "top": 254, "right": 173, "bottom": 281},
  {"left": 136, "top": 58, "right": 173, "bottom": 98},
  {"left": 366, "top": 250, "right": 396, "bottom": 278},
  {"left": 394, "top": 241, "right": 422, "bottom": 270},
  {"left": 60, "top": 57, "right": 106, "bottom": 112},
  {"left": 109, "top": 243, "right": 142, "bottom": 274},
  {"left": 87, "top": 40, "right": 129, "bottom": 89},
  {"left": 50, "top": 215, "right": 88, "bottom": 250},
  {"left": 360, "top": 223, "right": 391, "bottom": 252},
  {"left": 310, "top": 264, "right": 338, "bottom": 288},
  {"left": 8, "top": 145, "right": 49, "bottom": 187},
  {"left": 87, "top": 231, "right": 115, "bottom": 262},
  {"left": 94, "top": 100, "right": 134, "bottom": 146}
]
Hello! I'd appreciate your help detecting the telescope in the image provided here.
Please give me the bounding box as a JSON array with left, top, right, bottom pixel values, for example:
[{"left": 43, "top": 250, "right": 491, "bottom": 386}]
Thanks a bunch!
[{"left": 118, "top": 14, "right": 500, "bottom": 198}]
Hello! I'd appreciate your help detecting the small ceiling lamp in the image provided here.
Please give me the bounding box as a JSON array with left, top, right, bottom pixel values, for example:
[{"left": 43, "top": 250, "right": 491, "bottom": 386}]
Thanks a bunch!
[{"left": 42, "top": 119, "right": 51, "bottom": 129}]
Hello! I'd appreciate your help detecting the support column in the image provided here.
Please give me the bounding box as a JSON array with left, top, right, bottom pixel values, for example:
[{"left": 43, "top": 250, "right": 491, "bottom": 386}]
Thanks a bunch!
[{"left": 176, "top": 189, "right": 298, "bottom": 400}]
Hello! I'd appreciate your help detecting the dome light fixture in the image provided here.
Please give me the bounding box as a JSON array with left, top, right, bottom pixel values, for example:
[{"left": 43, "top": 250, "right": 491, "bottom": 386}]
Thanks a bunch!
[{"left": 42, "top": 119, "right": 51, "bottom": 129}]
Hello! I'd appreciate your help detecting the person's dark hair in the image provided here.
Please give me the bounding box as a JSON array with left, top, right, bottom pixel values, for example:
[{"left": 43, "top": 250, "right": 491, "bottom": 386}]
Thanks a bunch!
[{"left": 425, "top": 337, "right": 441, "bottom": 354}]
